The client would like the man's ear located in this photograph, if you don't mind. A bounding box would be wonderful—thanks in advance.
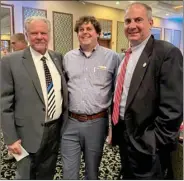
[149,19,153,27]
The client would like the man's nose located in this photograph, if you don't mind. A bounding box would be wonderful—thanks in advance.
[83,29,88,34]
[36,33,42,39]
[129,20,137,29]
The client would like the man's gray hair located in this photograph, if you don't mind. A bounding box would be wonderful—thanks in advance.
[24,16,51,32]
[126,2,153,20]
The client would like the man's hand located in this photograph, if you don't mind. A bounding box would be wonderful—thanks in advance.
[106,127,112,145]
[8,139,22,155]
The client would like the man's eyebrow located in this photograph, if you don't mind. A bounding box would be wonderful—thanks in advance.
[124,18,130,21]
[124,17,143,21]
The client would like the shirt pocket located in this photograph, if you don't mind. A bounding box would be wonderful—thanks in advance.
[92,67,112,87]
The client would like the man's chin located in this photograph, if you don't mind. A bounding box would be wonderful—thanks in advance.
[130,39,142,47]
[34,47,47,54]
[81,42,91,46]
[128,35,140,40]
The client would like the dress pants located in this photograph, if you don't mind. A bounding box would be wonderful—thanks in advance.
[61,116,108,180]
[116,121,163,180]
[15,119,61,179]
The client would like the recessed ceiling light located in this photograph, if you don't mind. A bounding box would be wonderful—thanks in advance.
[166,13,169,16]
[116,1,120,5]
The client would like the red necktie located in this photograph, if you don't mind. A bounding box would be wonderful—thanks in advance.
[112,48,132,125]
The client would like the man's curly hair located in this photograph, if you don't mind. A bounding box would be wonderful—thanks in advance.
[74,16,101,35]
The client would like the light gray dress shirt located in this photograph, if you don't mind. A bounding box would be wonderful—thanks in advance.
[63,45,121,115]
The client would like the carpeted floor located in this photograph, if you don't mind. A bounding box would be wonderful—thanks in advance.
[0,132,121,180]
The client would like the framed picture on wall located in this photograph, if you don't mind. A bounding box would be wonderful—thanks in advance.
[116,21,129,53]
[164,28,172,43]
[52,11,73,55]
[1,3,15,36]
[173,30,181,49]
[151,27,162,40]
[1,3,15,54]
[22,7,47,32]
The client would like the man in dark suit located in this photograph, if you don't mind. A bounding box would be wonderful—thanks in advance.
[1,16,68,179]
[112,2,183,179]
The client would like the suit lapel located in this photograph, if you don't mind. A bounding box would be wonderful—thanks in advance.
[49,51,68,111]
[48,51,62,75]
[125,36,154,111]
[22,47,45,104]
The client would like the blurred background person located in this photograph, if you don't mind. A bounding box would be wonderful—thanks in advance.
[10,33,28,51]
[1,48,9,57]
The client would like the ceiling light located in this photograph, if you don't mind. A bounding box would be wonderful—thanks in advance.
[166,13,169,16]
[129,1,135,3]
[116,1,120,5]
[174,5,183,9]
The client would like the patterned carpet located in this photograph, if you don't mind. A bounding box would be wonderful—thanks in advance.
[0,132,121,180]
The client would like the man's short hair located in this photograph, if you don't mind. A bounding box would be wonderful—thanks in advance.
[24,16,51,33]
[126,2,153,20]
[74,16,101,35]
[11,33,27,45]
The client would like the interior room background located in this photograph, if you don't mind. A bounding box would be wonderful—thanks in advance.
[0,1,183,180]
[1,0,183,55]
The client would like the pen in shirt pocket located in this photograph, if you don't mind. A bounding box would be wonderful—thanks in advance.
[94,66,107,72]
[96,66,107,71]
[99,66,107,70]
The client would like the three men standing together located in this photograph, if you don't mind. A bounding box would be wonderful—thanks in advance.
[1,2,183,180]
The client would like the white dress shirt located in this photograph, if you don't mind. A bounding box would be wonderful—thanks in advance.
[30,47,63,122]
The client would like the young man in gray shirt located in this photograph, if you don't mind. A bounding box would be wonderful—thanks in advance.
[61,16,121,179]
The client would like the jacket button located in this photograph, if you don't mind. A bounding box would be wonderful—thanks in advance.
[42,108,45,111]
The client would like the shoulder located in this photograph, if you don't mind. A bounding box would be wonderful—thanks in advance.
[153,39,180,55]
[65,48,79,56]
[1,50,24,63]
[48,49,62,57]
[98,46,116,54]
[152,39,183,65]
[63,49,79,61]
[99,46,121,62]
[98,46,120,58]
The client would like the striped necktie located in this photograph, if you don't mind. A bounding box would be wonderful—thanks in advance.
[41,56,56,119]
[112,48,132,125]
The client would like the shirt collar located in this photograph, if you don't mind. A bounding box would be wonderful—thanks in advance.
[131,34,151,52]
[30,46,49,61]
[79,44,99,54]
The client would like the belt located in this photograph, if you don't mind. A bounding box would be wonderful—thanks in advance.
[69,110,108,122]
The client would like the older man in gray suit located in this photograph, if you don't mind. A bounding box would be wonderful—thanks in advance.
[1,16,68,179]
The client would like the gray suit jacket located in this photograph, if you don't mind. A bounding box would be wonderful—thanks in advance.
[1,47,68,153]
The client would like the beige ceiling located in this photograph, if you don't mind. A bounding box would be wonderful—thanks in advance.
[86,0,183,20]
